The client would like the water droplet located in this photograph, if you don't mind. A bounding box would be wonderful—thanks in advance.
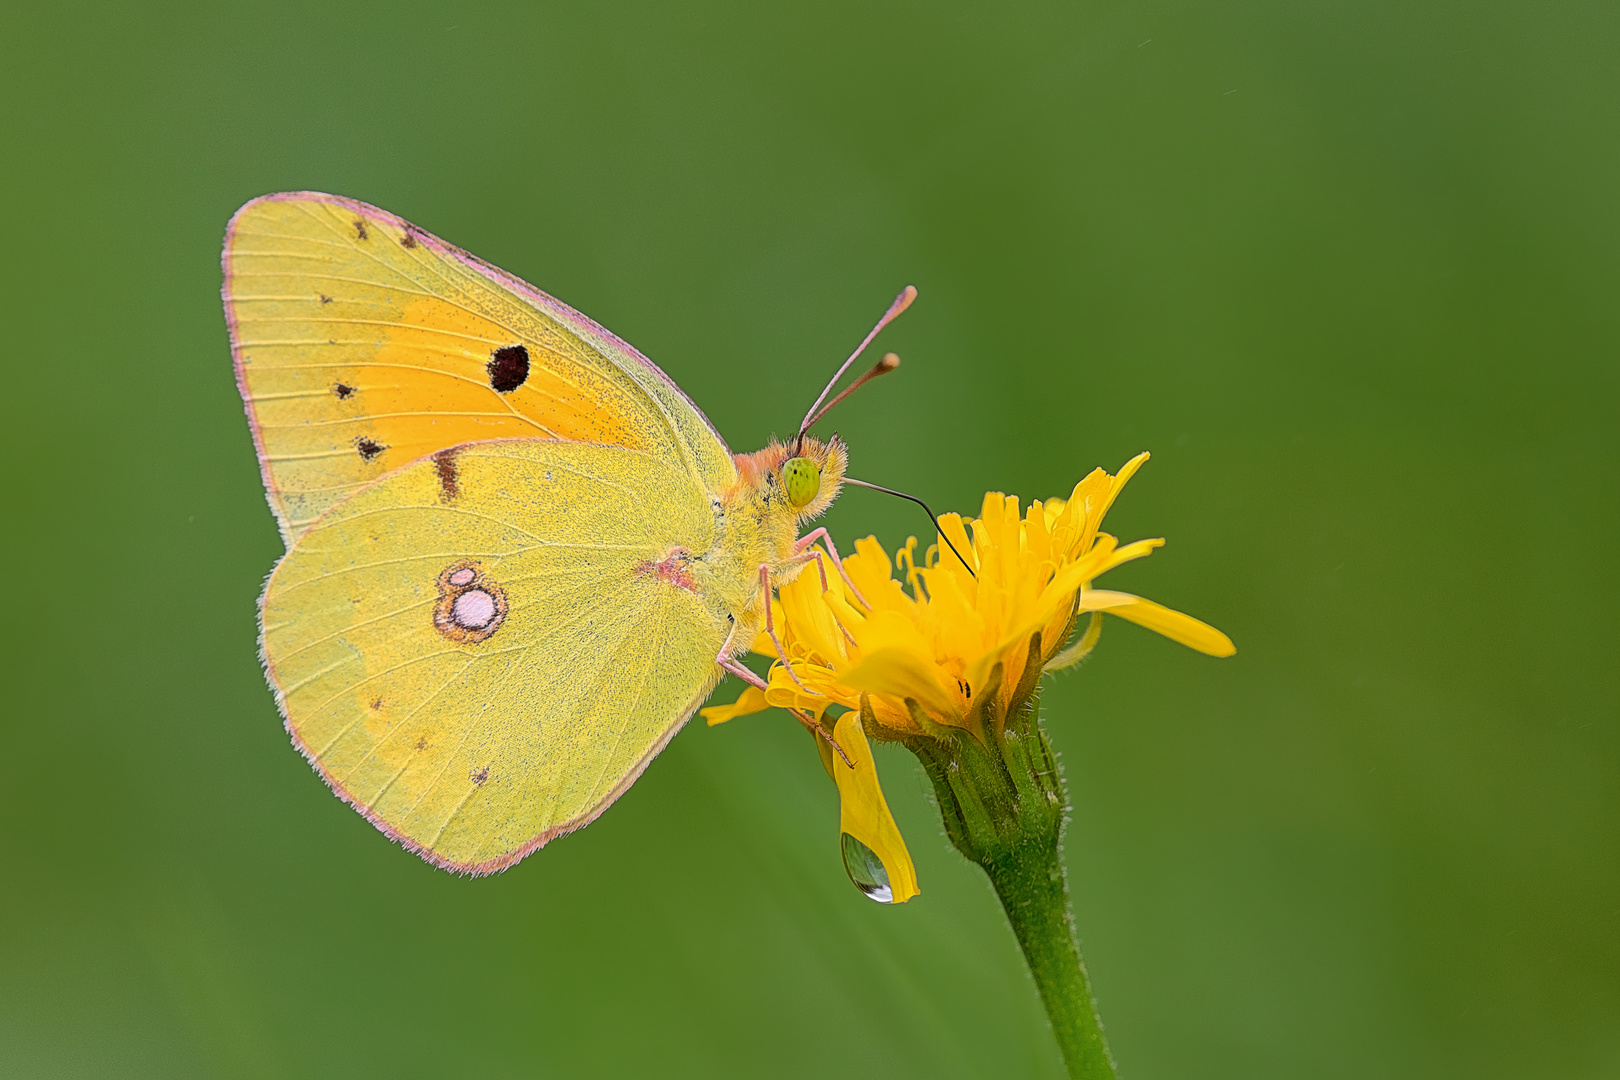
[840,832,893,903]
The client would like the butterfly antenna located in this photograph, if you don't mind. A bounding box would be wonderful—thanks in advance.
[796,286,917,453]
[802,352,901,435]
[843,477,977,579]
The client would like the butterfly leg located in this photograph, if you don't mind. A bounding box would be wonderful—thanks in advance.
[718,657,768,691]
[716,617,770,690]
[776,549,861,649]
[793,527,871,609]
[811,718,854,768]
[774,547,829,590]
[713,606,852,768]
[759,564,814,694]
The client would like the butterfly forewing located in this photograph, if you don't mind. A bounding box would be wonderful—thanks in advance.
[224,192,735,545]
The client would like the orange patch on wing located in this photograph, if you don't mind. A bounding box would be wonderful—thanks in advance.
[336,295,651,470]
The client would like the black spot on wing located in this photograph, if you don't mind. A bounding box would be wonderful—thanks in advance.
[353,219,369,241]
[355,437,386,462]
[333,383,355,399]
[487,345,529,393]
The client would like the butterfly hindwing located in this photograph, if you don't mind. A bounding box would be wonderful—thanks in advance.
[223,192,736,545]
[261,439,726,873]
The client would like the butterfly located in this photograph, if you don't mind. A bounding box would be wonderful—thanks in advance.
[223,192,911,874]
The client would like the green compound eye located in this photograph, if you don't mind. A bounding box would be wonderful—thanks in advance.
[781,456,822,509]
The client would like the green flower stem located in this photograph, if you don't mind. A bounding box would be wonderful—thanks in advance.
[895,659,1116,1079]
[981,816,1113,1079]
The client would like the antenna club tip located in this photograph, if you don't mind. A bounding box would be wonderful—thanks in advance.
[878,352,901,370]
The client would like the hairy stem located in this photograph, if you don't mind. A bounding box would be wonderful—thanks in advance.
[904,651,1116,1078]
[980,814,1114,1078]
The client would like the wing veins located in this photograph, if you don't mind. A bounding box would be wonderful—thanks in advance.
[272,596,437,665]
[300,502,544,542]
[338,655,502,788]
[584,591,672,807]
[392,573,649,827]
[363,761,413,811]
[230,250,338,261]
[297,642,534,723]
[237,316,511,348]
[256,410,553,431]
[281,651,362,697]
[394,647,533,829]
[242,358,593,433]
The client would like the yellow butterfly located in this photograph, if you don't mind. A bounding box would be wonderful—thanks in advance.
[224,192,910,874]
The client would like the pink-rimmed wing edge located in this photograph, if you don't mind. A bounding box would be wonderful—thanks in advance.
[224,192,734,875]
[222,191,735,540]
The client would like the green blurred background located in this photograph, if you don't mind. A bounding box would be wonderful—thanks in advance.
[2,1,1616,1076]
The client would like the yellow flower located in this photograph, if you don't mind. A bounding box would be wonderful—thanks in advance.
[700,452,1234,902]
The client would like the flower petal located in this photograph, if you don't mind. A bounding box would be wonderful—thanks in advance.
[847,537,908,611]
[1078,452,1150,554]
[827,706,919,903]
[1086,535,1164,578]
[700,685,772,725]
[839,611,963,722]
[1078,589,1236,656]
[935,512,979,583]
[779,566,849,665]
[842,648,963,723]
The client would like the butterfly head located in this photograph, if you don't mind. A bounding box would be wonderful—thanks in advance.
[779,433,847,520]
[736,434,847,523]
